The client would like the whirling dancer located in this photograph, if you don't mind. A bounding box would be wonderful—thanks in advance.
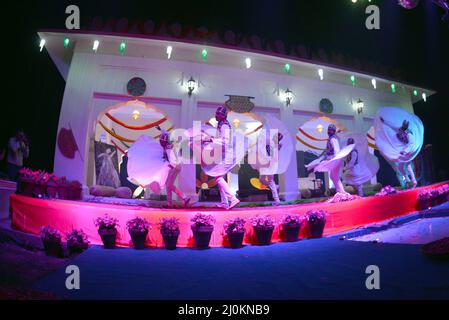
[342,135,379,196]
[305,124,355,194]
[198,106,245,210]
[249,115,293,205]
[127,131,190,207]
[97,148,120,188]
[374,107,424,188]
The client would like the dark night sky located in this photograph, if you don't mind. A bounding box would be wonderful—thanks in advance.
[2,0,449,179]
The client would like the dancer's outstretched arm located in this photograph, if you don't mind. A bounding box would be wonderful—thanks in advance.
[380,117,399,132]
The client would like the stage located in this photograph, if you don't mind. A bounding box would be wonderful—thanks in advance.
[9,182,447,248]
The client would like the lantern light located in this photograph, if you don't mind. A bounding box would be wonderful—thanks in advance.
[245,57,251,69]
[316,124,324,133]
[39,39,46,52]
[166,46,172,59]
[132,110,140,120]
[93,40,100,52]
[355,98,364,114]
[371,78,377,89]
[187,76,196,96]
[318,69,324,80]
[201,49,208,61]
[285,88,293,106]
[119,42,126,55]
[63,38,70,48]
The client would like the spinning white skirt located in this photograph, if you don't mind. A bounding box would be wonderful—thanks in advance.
[249,115,294,175]
[126,135,170,193]
[187,125,248,177]
[308,139,355,173]
[374,107,424,163]
[341,133,379,186]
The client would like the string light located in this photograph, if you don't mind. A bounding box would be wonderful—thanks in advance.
[284,63,291,74]
[245,57,251,69]
[39,39,46,52]
[119,42,126,55]
[391,83,396,93]
[413,90,418,97]
[63,38,70,48]
[318,69,324,80]
[371,78,377,89]
[93,40,100,52]
[201,49,208,61]
[422,92,427,102]
[166,46,172,59]
[350,75,356,86]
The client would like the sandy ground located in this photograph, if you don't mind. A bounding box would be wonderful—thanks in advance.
[0,239,70,299]
[353,217,449,244]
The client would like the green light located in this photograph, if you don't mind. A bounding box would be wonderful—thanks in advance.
[119,42,126,55]
[350,75,356,86]
[201,49,208,61]
[413,90,418,96]
[284,63,291,74]
[391,83,396,93]
[63,38,70,48]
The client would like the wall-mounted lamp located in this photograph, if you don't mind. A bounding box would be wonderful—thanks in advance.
[132,109,140,120]
[285,88,293,106]
[316,124,324,133]
[355,98,364,114]
[233,118,241,129]
[187,76,196,96]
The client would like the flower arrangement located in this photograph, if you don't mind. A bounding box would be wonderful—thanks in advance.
[65,229,89,253]
[40,226,62,243]
[327,192,360,203]
[18,167,35,180]
[280,214,302,226]
[159,217,180,236]
[305,209,327,227]
[223,217,246,234]
[94,214,119,230]
[375,185,398,196]
[126,216,151,233]
[191,213,216,228]
[250,215,276,230]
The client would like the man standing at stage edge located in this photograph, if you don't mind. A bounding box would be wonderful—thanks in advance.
[7,129,29,181]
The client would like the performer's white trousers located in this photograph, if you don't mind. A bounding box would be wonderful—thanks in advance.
[215,175,235,205]
[392,161,417,187]
[165,166,186,205]
[329,167,346,194]
[259,175,280,202]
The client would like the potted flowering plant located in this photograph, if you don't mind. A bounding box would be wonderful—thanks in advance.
[126,216,151,249]
[305,209,327,238]
[417,190,431,210]
[94,214,119,249]
[46,173,59,198]
[280,214,302,242]
[223,217,246,248]
[430,189,441,207]
[159,217,180,250]
[191,213,216,249]
[65,229,89,254]
[17,168,35,196]
[375,185,397,196]
[68,180,82,200]
[250,215,276,245]
[57,176,69,200]
[40,226,63,257]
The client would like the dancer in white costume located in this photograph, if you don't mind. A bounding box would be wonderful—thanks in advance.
[126,133,190,207]
[374,107,424,188]
[342,135,379,196]
[249,115,294,205]
[198,106,245,210]
[305,124,355,194]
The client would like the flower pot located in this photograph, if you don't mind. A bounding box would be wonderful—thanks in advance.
[253,227,274,245]
[162,230,180,250]
[42,239,63,257]
[227,231,245,248]
[98,228,117,249]
[68,186,82,200]
[67,241,88,255]
[308,222,326,238]
[191,225,214,249]
[18,178,34,197]
[129,230,148,249]
[282,224,301,242]
[46,183,58,199]
[57,185,70,200]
